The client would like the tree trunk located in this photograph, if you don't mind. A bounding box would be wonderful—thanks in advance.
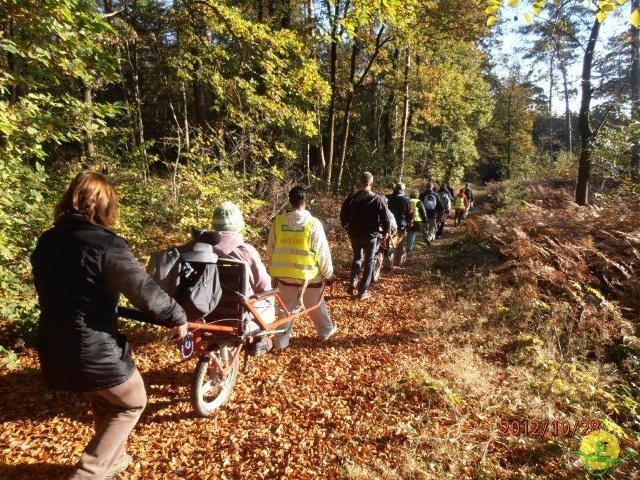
[169,101,182,203]
[103,0,135,150]
[559,55,572,154]
[6,18,18,102]
[548,53,554,112]
[336,44,358,190]
[506,92,512,178]
[371,73,379,149]
[279,0,291,28]
[335,27,386,189]
[398,48,411,182]
[380,49,398,155]
[83,84,95,159]
[306,142,311,187]
[631,0,640,175]
[193,60,207,129]
[324,0,340,185]
[182,84,190,151]
[256,0,264,22]
[575,17,601,205]
[317,104,326,172]
[132,40,148,177]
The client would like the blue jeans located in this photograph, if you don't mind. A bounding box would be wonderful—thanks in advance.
[406,223,424,251]
[349,236,378,296]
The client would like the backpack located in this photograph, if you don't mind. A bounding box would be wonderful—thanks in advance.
[440,192,452,211]
[424,193,437,211]
[147,240,222,321]
[387,194,409,230]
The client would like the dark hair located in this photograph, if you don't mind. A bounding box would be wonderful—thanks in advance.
[55,170,119,227]
[288,186,307,208]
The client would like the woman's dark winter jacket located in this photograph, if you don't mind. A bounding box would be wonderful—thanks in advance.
[30,214,187,392]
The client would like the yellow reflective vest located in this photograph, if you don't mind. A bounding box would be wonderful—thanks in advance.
[269,215,320,281]
[410,198,424,223]
[454,195,466,210]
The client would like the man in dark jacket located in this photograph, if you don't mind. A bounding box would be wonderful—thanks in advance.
[340,171,390,300]
[386,182,411,266]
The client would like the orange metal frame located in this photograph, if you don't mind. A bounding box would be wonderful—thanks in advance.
[185,285,327,338]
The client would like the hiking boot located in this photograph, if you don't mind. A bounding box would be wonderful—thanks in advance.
[105,453,132,480]
[247,336,273,356]
[358,291,372,301]
[322,323,338,341]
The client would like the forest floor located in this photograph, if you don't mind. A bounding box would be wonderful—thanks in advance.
[1,183,639,479]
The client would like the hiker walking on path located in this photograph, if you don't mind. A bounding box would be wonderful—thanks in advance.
[340,172,390,301]
[453,188,469,226]
[30,171,188,480]
[445,183,455,199]
[385,182,411,266]
[267,186,337,347]
[420,184,443,245]
[437,184,453,239]
[406,189,427,252]
[463,183,475,218]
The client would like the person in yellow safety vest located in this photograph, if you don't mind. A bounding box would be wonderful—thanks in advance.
[453,189,469,226]
[406,190,427,252]
[267,186,336,349]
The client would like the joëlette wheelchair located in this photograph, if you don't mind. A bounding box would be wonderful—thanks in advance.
[120,257,326,416]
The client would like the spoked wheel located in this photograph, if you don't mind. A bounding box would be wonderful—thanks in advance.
[191,344,240,416]
[372,250,384,283]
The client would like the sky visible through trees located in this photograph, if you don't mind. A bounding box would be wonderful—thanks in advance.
[498,3,626,114]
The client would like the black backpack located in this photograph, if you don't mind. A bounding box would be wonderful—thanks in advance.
[423,192,437,211]
[147,240,222,321]
[387,194,410,230]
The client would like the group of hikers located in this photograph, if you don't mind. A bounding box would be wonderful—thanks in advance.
[29,169,474,479]
[340,171,475,300]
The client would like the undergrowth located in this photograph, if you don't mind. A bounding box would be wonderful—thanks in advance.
[342,178,640,479]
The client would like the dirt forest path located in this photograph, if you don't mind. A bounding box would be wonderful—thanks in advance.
[0,185,510,480]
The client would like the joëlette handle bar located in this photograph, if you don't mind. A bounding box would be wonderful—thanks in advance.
[187,284,328,334]
[117,284,329,334]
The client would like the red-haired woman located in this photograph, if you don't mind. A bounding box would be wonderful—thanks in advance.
[31,171,188,479]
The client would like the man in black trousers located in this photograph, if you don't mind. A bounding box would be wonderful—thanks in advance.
[340,172,390,301]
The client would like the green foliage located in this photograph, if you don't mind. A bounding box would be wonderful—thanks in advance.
[115,164,268,256]
[169,1,329,166]
[477,71,537,181]
[0,345,19,371]
[0,0,117,161]
[417,42,493,181]
[592,122,640,188]
[485,179,529,212]
[0,0,119,327]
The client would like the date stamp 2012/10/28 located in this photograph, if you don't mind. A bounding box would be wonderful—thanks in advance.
[498,419,601,438]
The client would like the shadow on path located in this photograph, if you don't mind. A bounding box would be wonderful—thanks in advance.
[0,462,73,480]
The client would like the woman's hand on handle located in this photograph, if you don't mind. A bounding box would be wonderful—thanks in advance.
[175,322,189,340]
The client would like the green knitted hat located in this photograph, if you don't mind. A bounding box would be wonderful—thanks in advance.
[213,201,245,232]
